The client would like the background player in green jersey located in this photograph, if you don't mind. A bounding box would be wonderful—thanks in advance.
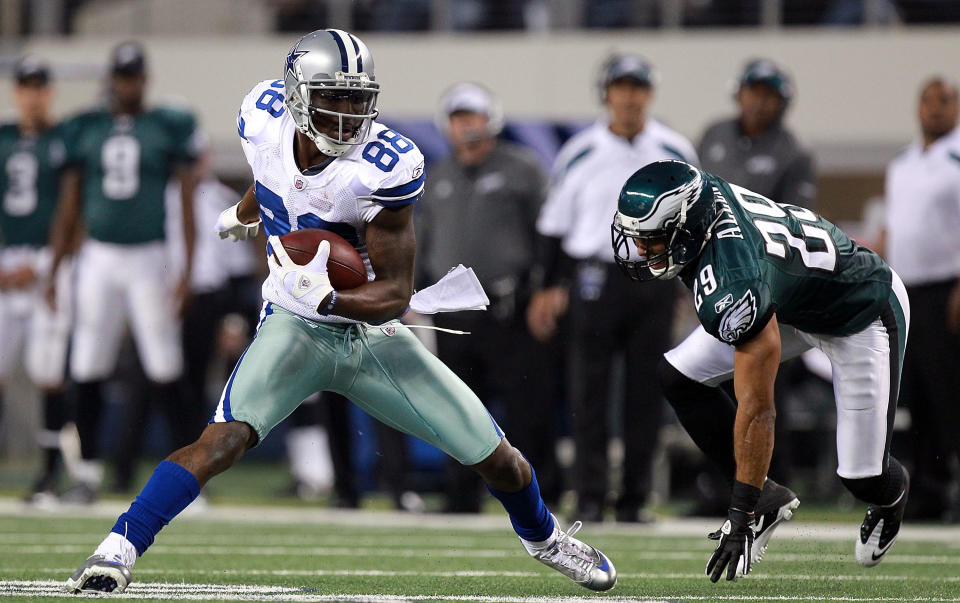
[612,160,910,581]
[0,57,72,504]
[47,41,203,501]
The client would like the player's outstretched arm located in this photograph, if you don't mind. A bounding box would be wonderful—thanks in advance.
[732,314,781,489]
[332,205,415,323]
[706,315,781,583]
[46,168,83,309]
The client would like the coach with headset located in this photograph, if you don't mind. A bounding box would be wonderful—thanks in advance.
[416,82,561,513]
[698,59,816,209]
[528,55,698,523]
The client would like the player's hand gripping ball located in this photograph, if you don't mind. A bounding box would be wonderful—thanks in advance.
[277,229,367,290]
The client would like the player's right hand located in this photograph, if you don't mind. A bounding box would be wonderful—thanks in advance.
[706,508,754,582]
[216,202,261,241]
[267,235,335,313]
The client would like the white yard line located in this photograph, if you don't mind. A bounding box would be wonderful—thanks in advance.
[3,544,958,564]
[22,568,960,582]
[2,497,959,543]
[3,581,960,602]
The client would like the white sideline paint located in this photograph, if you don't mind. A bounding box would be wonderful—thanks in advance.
[3,581,960,602]
[2,544,959,565]
[22,568,960,582]
[2,497,959,543]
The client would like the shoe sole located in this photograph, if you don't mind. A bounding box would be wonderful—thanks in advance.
[65,564,131,594]
[753,497,800,564]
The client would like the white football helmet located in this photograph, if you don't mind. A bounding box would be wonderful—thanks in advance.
[283,29,380,157]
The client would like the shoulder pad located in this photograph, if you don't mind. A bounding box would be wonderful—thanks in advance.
[237,79,286,144]
[358,124,426,207]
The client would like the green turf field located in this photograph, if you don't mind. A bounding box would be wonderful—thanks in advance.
[0,498,957,602]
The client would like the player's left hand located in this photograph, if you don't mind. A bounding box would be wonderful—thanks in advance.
[174,275,193,317]
[706,508,754,582]
[6,265,37,289]
[267,235,335,313]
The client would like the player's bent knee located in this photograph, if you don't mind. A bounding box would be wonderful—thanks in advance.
[167,422,256,485]
[658,357,705,405]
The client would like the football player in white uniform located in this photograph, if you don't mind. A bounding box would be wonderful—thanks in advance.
[66,30,617,595]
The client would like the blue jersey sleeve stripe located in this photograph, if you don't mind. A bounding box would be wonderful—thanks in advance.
[237,114,247,140]
[374,190,423,207]
[370,173,425,199]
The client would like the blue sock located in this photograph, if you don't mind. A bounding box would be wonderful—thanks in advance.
[487,467,555,542]
[111,460,201,555]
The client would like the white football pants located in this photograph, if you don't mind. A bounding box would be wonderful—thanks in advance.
[664,271,910,480]
[70,240,182,383]
[0,247,71,388]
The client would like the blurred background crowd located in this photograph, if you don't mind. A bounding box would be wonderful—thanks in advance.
[1,0,959,524]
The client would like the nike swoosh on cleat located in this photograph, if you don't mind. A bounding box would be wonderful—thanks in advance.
[871,539,896,561]
[598,554,610,571]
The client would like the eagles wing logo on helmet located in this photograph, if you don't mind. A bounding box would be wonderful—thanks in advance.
[719,290,757,343]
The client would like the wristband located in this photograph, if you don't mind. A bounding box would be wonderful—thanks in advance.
[318,290,338,316]
[730,480,762,515]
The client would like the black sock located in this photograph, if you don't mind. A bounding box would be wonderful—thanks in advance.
[74,380,105,460]
[658,358,737,477]
[840,457,907,506]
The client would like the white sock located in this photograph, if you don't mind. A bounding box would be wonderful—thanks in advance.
[520,519,560,555]
[94,532,137,569]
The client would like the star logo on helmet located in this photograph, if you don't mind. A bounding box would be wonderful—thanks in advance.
[286,48,308,77]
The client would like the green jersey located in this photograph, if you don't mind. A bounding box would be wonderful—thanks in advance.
[62,107,199,244]
[0,122,66,247]
[681,173,891,344]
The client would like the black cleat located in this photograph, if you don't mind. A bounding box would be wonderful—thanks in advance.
[752,478,800,564]
[856,470,909,567]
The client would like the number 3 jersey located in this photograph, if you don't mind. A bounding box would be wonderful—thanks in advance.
[237,79,425,323]
[681,171,891,345]
[0,123,65,248]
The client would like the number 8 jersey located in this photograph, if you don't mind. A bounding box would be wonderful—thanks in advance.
[237,79,426,323]
[682,172,891,345]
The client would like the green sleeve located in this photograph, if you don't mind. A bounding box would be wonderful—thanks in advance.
[698,279,775,345]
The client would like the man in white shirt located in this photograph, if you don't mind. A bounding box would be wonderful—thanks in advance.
[528,54,698,523]
[882,76,960,521]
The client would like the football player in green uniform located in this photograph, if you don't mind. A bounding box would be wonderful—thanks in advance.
[47,41,202,500]
[0,57,72,503]
[612,160,910,581]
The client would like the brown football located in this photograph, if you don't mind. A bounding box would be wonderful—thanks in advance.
[278,228,367,290]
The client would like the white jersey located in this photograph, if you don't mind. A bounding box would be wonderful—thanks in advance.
[536,119,698,262]
[884,127,960,286]
[237,79,425,322]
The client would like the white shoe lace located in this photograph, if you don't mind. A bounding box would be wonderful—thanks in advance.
[540,521,597,580]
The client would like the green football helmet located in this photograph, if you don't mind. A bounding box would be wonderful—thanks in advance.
[611,160,718,281]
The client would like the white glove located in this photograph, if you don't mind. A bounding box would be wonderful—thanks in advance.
[267,235,335,314]
[216,203,261,241]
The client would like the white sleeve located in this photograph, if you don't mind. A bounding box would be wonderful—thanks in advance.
[536,173,579,238]
[237,79,284,169]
